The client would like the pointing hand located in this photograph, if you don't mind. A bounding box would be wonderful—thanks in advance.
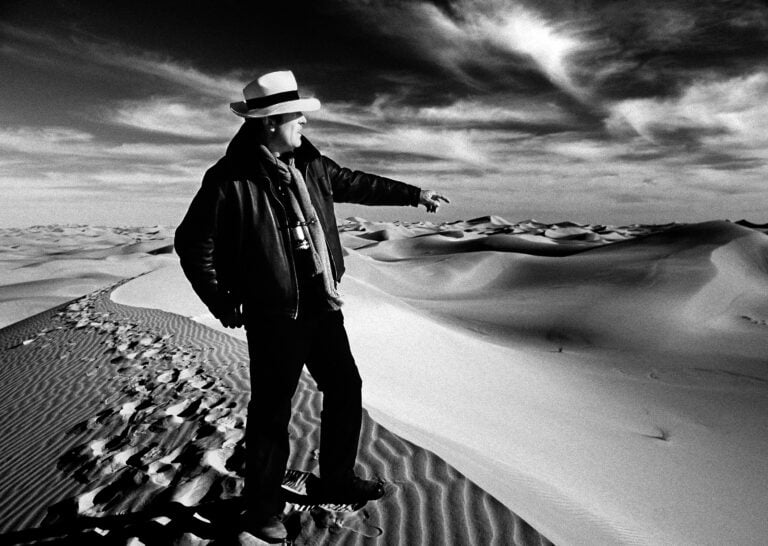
[419,190,450,213]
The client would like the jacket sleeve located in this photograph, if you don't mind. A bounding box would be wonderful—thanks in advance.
[322,156,421,206]
[174,170,232,318]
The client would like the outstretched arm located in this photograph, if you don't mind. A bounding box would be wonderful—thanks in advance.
[323,156,451,213]
[323,156,421,206]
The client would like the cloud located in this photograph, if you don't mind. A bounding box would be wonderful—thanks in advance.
[109,98,239,139]
[313,94,577,135]
[344,1,591,97]
[568,1,768,100]
[383,95,577,129]
[606,70,768,167]
[463,2,585,95]
[318,125,491,167]
[4,126,94,145]
[0,126,222,161]
[0,22,243,99]
[544,139,622,161]
[0,123,223,213]
[81,40,243,98]
[0,127,97,156]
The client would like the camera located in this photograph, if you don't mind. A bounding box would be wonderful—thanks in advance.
[290,222,311,251]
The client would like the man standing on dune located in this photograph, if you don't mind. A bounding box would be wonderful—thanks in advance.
[175,70,449,542]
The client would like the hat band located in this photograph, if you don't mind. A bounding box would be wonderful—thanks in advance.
[245,90,300,109]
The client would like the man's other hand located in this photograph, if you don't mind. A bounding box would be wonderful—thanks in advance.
[419,190,450,213]
[219,306,243,328]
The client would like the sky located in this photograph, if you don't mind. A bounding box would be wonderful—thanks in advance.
[1,0,767,226]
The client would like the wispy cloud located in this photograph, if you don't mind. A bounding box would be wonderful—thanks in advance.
[109,98,239,139]
[343,0,592,98]
[400,97,574,126]
[0,126,95,147]
[0,23,238,216]
[318,124,492,167]
[606,71,768,168]
[0,22,244,99]
[0,126,221,161]
[460,2,586,96]
[81,40,243,99]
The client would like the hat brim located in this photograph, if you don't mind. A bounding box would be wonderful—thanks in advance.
[230,97,321,118]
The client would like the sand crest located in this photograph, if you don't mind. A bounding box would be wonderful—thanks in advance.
[0,225,176,330]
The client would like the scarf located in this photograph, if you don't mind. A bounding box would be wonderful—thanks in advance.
[258,145,342,310]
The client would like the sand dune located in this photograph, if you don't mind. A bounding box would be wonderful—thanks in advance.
[337,219,768,545]
[0,285,546,545]
[2,217,767,544]
[0,225,176,330]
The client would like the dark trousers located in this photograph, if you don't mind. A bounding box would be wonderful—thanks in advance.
[244,309,363,517]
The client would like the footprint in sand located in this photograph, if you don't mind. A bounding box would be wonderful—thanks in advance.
[124,443,162,468]
[156,368,178,384]
[177,366,198,381]
[148,463,178,487]
[740,314,768,327]
[310,507,384,538]
[187,373,217,390]
[89,438,110,457]
[101,445,142,475]
[146,446,185,487]
[52,290,249,526]
[119,400,143,419]
[178,398,204,419]
[165,399,194,420]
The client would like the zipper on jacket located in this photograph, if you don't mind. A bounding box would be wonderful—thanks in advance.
[265,179,300,319]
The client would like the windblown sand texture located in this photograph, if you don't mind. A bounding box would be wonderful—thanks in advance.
[2,216,768,545]
[0,282,549,544]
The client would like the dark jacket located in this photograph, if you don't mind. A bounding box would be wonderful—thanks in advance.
[174,123,421,320]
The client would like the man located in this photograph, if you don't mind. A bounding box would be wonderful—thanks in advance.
[175,70,449,542]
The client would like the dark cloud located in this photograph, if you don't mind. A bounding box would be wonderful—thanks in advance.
[642,125,730,149]
[567,0,768,100]
[694,152,765,172]
[615,149,673,163]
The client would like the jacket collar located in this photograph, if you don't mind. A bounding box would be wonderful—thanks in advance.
[226,122,321,177]
[294,136,321,165]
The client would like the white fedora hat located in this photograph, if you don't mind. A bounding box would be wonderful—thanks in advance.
[230,70,321,118]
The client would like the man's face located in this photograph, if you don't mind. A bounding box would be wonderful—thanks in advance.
[271,112,306,153]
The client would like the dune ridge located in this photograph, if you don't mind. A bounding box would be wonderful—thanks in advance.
[0,225,176,330]
[334,219,768,545]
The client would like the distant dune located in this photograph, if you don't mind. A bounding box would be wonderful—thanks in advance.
[1,217,767,545]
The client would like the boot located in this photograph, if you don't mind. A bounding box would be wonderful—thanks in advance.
[308,475,385,503]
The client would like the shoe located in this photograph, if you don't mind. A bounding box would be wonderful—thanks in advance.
[248,514,287,543]
[308,476,385,503]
